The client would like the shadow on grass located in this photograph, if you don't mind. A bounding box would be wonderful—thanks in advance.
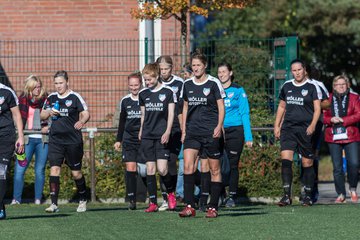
[87,207,129,212]
[221,207,263,212]
[221,211,267,217]
[8,214,71,220]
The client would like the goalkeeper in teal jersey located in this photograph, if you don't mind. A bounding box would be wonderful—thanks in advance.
[217,62,253,207]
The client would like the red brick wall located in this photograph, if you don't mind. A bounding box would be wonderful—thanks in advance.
[0,0,139,40]
[0,0,188,127]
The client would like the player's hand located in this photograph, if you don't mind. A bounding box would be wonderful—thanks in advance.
[15,137,25,153]
[114,142,121,151]
[213,125,222,138]
[41,126,49,134]
[138,131,142,141]
[245,141,253,148]
[306,124,315,135]
[181,132,186,143]
[274,126,281,139]
[161,131,170,144]
[50,108,60,117]
[74,121,85,130]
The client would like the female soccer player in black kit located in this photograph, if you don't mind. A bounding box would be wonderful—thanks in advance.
[138,63,176,213]
[179,50,226,218]
[274,59,321,206]
[155,55,183,211]
[41,70,90,213]
[114,72,142,210]
[0,79,24,220]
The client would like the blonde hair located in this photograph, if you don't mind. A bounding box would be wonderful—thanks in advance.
[333,75,349,86]
[142,63,160,78]
[24,75,46,100]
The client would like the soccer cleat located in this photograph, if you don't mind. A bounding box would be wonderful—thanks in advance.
[301,195,313,206]
[128,201,136,210]
[0,205,6,220]
[10,199,20,205]
[277,195,292,207]
[335,194,346,204]
[158,200,169,211]
[179,205,196,218]
[205,208,218,218]
[45,204,59,213]
[35,199,41,205]
[168,193,177,210]
[225,197,236,208]
[77,200,87,213]
[349,191,358,203]
[311,188,319,204]
[145,203,158,213]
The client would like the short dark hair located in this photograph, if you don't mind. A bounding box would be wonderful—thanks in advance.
[54,70,69,81]
[290,59,306,69]
[191,49,207,66]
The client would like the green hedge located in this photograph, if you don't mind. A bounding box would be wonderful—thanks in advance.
[7,132,301,201]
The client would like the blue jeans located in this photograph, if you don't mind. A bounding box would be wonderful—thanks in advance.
[328,142,359,196]
[176,145,200,198]
[13,137,48,202]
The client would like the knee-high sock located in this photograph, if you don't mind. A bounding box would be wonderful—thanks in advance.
[209,182,222,210]
[281,160,293,196]
[183,173,195,207]
[200,172,211,205]
[126,171,137,202]
[49,176,60,205]
[303,166,315,196]
[147,175,157,204]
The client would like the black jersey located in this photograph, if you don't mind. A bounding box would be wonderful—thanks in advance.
[116,94,141,144]
[43,90,88,144]
[139,85,176,139]
[162,74,184,131]
[0,83,18,137]
[279,79,320,129]
[181,75,226,137]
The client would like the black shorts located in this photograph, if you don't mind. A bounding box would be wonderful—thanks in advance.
[139,139,170,162]
[48,142,84,170]
[280,127,314,159]
[168,130,182,156]
[224,126,245,165]
[0,133,16,176]
[122,142,142,163]
[184,134,223,159]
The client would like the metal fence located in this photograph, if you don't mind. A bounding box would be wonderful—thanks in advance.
[0,37,296,128]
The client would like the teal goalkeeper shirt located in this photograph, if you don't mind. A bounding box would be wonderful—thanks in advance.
[223,83,253,142]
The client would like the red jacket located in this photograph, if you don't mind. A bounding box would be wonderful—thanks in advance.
[323,92,360,143]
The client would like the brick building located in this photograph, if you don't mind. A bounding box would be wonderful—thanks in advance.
[0,0,188,127]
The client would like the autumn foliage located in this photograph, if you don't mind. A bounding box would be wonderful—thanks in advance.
[130,0,254,20]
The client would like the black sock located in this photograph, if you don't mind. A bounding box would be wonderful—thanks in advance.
[147,175,157,204]
[229,166,239,198]
[171,174,178,192]
[49,176,60,205]
[161,173,175,193]
[194,169,201,186]
[281,160,293,196]
[200,172,211,206]
[209,182,222,210]
[74,176,87,201]
[126,171,137,202]
[0,179,7,209]
[303,166,315,196]
[159,177,168,201]
[184,173,195,207]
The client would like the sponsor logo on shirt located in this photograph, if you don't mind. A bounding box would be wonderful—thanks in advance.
[301,89,308,96]
[203,88,210,96]
[286,96,304,106]
[159,94,166,102]
[0,96,4,105]
[65,100,72,107]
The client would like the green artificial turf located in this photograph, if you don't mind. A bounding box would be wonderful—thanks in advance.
[1,203,359,240]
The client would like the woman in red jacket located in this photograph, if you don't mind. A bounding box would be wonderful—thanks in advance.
[323,75,360,203]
